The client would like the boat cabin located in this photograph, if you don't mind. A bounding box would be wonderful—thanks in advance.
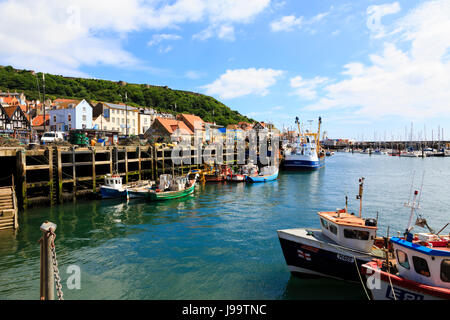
[391,234,450,289]
[318,209,378,253]
[104,174,123,188]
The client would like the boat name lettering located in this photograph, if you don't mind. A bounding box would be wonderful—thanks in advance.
[336,253,354,263]
[386,285,424,300]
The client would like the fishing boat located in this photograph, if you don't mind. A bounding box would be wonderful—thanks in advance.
[362,189,450,300]
[284,117,325,170]
[100,174,127,199]
[246,165,279,183]
[147,173,198,201]
[277,178,388,282]
[126,180,155,198]
[203,164,230,182]
[225,166,246,182]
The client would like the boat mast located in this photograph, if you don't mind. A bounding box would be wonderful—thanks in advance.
[317,116,322,156]
[356,177,364,218]
[405,190,419,233]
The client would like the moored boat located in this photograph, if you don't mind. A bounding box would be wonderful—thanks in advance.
[246,165,279,183]
[147,173,198,201]
[100,174,127,199]
[361,189,450,300]
[277,177,388,282]
[284,117,325,170]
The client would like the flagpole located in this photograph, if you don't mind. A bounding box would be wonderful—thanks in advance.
[43,73,46,132]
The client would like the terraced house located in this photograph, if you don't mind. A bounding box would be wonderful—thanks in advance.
[93,102,139,135]
[49,99,93,131]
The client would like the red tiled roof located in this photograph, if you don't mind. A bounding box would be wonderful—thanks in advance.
[53,99,81,109]
[32,114,49,126]
[155,117,193,135]
[178,113,204,130]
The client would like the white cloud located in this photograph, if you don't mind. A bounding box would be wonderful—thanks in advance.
[270,15,303,32]
[367,2,401,38]
[290,76,329,100]
[0,0,270,75]
[202,68,284,99]
[305,0,450,121]
[270,7,332,33]
[148,34,182,46]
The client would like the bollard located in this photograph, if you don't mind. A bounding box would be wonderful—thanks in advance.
[40,221,57,300]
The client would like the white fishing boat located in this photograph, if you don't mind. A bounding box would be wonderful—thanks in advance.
[284,117,325,170]
[100,174,127,199]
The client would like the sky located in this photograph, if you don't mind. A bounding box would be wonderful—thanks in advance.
[0,0,450,141]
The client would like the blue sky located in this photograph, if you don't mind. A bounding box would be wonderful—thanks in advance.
[1,0,450,141]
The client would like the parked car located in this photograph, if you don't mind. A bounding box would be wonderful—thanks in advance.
[40,131,65,144]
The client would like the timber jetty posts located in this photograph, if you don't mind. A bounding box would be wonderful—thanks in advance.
[0,144,275,210]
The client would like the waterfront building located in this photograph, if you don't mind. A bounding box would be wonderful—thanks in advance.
[138,108,157,135]
[93,102,139,135]
[0,105,30,131]
[144,117,193,142]
[49,99,93,131]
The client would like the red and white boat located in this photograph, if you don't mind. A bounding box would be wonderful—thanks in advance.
[362,190,450,300]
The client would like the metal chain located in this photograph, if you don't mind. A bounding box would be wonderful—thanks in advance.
[49,231,64,300]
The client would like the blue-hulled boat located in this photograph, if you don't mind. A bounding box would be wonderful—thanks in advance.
[284,116,325,170]
[246,166,279,182]
[362,189,450,300]
[100,174,127,199]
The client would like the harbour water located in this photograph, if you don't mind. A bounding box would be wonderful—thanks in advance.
[1,153,449,300]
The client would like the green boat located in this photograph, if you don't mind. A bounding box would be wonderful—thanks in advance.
[147,180,196,201]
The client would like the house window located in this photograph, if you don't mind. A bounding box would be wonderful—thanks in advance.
[116,118,119,124]
[132,119,135,126]
[412,256,430,277]
[112,117,115,123]
[68,114,71,122]
[396,250,410,269]
[441,260,450,283]
[343,229,370,240]
[82,115,87,121]
[53,115,56,123]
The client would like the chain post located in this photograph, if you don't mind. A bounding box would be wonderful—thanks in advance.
[39,221,64,300]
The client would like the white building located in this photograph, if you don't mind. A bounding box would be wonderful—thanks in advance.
[93,102,139,135]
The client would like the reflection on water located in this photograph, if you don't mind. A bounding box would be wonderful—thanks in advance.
[0,153,449,299]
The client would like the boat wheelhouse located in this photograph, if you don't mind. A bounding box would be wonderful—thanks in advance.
[317,209,378,253]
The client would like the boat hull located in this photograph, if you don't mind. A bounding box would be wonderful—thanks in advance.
[100,186,127,199]
[226,175,246,182]
[147,183,195,201]
[362,261,450,300]
[283,157,325,170]
[246,171,278,183]
[277,228,379,282]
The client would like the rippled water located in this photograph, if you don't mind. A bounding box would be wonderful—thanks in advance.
[1,153,449,300]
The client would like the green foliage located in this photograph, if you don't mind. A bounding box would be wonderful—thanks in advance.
[0,66,253,126]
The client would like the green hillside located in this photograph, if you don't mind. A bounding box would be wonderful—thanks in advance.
[0,65,253,126]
